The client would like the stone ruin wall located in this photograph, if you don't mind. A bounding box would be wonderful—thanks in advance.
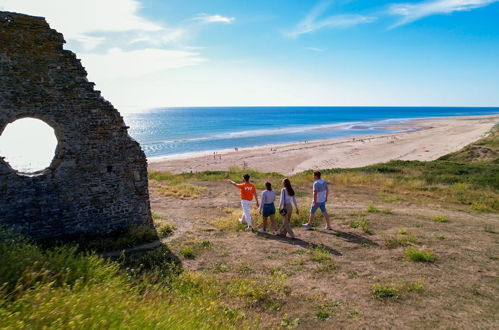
[0,11,153,241]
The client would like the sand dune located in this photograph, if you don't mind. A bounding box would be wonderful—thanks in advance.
[148,115,499,174]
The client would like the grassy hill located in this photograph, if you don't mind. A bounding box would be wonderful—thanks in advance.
[1,126,498,329]
[439,123,498,164]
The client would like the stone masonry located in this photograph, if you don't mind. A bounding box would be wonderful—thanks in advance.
[0,11,153,241]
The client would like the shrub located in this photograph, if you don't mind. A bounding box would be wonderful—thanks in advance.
[404,248,435,262]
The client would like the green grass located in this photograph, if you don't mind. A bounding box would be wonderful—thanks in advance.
[310,245,332,263]
[372,284,399,300]
[180,246,196,259]
[372,281,424,300]
[310,246,337,275]
[156,183,207,199]
[349,217,372,234]
[439,123,498,164]
[432,215,450,223]
[78,225,159,252]
[404,248,436,262]
[384,229,420,248]
[0,227,252,329]
[367,203,381,213]
[316,310,330,321]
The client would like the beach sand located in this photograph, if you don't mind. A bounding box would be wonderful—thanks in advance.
[148,115,499,175]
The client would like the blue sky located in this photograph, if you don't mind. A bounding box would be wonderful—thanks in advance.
[1,0,499,111]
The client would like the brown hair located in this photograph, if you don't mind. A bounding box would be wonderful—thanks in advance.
[265,182,272,191]
[313,171,321,178]
[282,178,295,196]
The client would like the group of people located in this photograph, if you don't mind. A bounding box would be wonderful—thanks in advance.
[227,171,332,239]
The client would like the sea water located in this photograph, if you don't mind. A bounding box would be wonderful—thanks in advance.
[124,107,498,159]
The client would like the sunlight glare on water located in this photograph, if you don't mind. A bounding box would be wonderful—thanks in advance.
[0,118,58,173]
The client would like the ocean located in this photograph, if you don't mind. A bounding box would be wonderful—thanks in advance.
[124,107,499,159]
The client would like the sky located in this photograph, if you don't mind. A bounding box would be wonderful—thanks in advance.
[1,0,499,112]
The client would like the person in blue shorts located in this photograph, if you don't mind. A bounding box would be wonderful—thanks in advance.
[302,171,332,230]
[258,182,278,234]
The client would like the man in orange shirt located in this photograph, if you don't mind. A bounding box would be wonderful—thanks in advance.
[228,174,259,231]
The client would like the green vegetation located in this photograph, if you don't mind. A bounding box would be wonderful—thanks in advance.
[316,310,330,321]
[404,248,436,262]
[156,183,207,199]
[310,245,337,274]
[372,281,424,300]
[384,229,420,248]
[367,203,381,213]
[78,225,158,252]
[372,284,400,300]
[432,215,450,223]
[439,123,498,164]
[180,246,196,259]
[0,227,252,329]
[349,217,372,234]
[149,166,283,189]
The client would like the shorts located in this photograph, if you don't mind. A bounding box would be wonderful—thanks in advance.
[310,201,327,214]
[262,203,276,217]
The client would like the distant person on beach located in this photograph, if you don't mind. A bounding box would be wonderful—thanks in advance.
[279,178,298,239]
[303,171,332,230]
[258,182,278,235]
[228,174,259,231]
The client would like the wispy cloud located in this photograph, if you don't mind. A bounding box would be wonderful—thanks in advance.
[286,1,377,38]
[192,13,235,24]
[306,47,325,52]
[389,0,499,27]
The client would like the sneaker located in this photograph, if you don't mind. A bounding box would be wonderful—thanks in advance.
[258,228,267,234]
[302,223,313,230]
[325,226,333,230]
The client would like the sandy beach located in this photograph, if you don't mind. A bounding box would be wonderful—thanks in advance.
[148,115,499,174]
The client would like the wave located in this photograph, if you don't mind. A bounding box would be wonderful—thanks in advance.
[141,118,408,148]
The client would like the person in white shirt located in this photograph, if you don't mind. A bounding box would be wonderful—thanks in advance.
[258,182,278,234]
[303,171,332,230]
[279,178,299,239]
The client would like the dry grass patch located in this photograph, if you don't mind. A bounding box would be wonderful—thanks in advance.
[157,183,206,199]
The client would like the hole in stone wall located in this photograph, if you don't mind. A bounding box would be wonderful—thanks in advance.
[0,118,58,174]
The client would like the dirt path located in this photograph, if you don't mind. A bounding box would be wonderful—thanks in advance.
[145,179,499,328]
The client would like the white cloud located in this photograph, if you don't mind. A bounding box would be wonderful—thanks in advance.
[192,13,235,24]
[306,47,325,52]
[80,48,206,80]
[286,1,377,38]
[389,0,499,27]
[0,0,167,49]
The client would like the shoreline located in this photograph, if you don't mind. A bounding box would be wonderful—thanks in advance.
[148,114,499,174]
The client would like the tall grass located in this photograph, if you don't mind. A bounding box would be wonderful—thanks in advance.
[0,227,253,329]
